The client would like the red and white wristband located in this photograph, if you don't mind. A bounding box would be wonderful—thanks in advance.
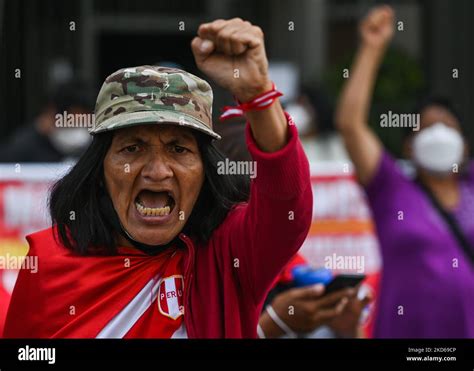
[219,83,283,121]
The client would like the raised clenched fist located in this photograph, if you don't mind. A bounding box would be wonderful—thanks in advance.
[359,5,395,49]
[191,18,272,103]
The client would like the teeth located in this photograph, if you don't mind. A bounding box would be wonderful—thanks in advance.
[135,201,171,217]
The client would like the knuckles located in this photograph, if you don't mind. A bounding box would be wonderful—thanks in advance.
[200,18,264,40]
[252,25,264,37]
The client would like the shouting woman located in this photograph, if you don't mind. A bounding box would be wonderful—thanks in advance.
[4,18,312,338]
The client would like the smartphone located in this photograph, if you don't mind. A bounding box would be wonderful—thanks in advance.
[324,274,366,295]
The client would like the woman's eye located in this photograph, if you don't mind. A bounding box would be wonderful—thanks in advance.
[173,145,188,154]
[123,145,140,153]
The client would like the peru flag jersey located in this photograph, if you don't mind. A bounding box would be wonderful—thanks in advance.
[3,231,187,339]
[102,251,186,339]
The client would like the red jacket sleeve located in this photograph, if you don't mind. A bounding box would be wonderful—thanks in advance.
[217,115,313,304]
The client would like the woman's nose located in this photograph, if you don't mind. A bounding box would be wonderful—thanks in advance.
[141,151,174,181]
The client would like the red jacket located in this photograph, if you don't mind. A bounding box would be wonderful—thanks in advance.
[3,121,312,338]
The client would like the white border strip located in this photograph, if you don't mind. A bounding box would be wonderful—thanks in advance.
[96,277,160,339]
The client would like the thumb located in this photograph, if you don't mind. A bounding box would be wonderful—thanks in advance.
[191,37,215,64]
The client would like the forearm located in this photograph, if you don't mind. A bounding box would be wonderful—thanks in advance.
[244,122,312,301]
[244,100,288,153]
[258,311,285,338]
[334,43,386,185]
[336,43,385,133]
[224,121,312,303]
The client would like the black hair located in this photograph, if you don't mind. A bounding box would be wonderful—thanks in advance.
[402,95,463,140]
[414,95,462,122]
[214,122,252,162]
[49,130,250,255]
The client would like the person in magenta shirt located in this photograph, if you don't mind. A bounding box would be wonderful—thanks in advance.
[335,5,474,337]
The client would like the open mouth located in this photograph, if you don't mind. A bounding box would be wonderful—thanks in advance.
[134,189,176,217]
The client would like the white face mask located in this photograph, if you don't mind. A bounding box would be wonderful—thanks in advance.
[285,103,312,136]
[412,122,464,175]
[49,128,92,155]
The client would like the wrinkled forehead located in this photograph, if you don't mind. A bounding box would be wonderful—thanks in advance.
[111,123,198,145]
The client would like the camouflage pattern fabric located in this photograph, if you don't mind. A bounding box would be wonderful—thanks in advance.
[90,65,221,140]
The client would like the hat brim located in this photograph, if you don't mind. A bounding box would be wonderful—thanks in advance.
[89,110,221,140]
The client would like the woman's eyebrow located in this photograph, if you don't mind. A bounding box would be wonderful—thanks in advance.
[114,134,147,145]
[114,129,196,145]
[168,132,196,145]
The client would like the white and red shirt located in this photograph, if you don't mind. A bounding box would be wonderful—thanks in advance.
[4,237,188,338]
[100,250,186,338]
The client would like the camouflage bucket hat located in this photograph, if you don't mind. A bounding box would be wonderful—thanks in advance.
[90,65,221,140]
